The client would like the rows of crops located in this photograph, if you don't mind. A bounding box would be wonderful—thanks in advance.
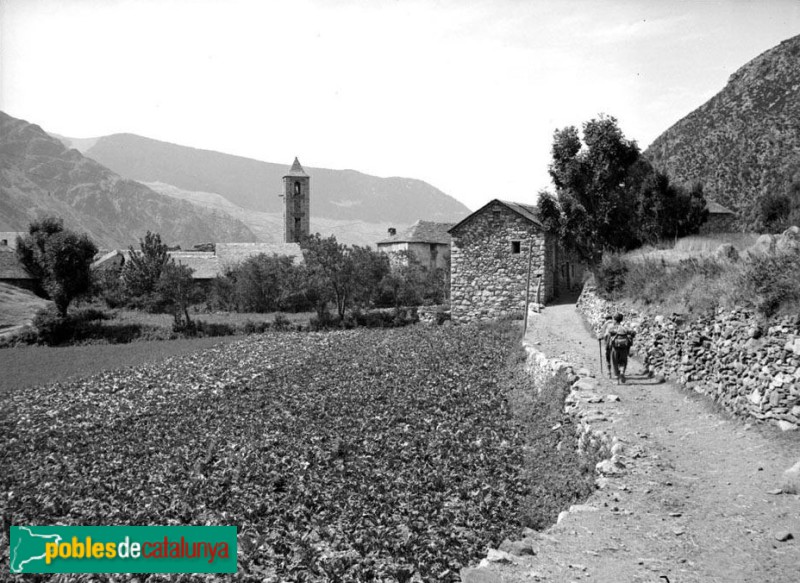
[1,324,590,581]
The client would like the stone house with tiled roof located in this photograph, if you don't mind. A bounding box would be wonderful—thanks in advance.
[699,200,737,234]
[377,220,454,270]
[448,199,585,323]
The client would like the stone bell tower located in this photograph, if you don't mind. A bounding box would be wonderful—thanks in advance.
[282,157,310,243]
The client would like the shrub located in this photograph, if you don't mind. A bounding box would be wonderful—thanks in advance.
[243,320,271,334]
[272,313,292,331]
[595,254,629,296]
[737,252,800,316]
[193,320,236,337]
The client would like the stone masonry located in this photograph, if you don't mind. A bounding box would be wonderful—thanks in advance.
[449,200,553,323]
[577,283,800,431]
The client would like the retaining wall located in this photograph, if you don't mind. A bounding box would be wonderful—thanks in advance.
[577,284,800,431]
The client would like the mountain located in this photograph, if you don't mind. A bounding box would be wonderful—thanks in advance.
[143,181,399,248]
[646,34,800,224]
[0,112,257,248]
[58,133,470,224]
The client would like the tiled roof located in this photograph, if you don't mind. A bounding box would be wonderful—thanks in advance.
[216,242,303,266]
[169,252,220,280]
[448,199,543,233]
[377,221,455,245]
[283,157,309,178]
[0,248,34,279]
[706,200,735,215]
[91,250,125,270]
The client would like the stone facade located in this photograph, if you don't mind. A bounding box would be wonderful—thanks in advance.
[699,213,738,235]
[577,284,800,431]
[449,200,553,323]
[379,241,450,271]
[282,158,310,243]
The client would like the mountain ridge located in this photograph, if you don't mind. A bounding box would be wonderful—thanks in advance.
[0,112,257,248]
[645,34,800,226]
[58,132,470,224]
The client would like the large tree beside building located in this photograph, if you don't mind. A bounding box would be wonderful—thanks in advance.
[539,114,707,265]
[16,217,98,316]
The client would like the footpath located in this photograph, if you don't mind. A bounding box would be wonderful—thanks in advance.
[467,301,800,583]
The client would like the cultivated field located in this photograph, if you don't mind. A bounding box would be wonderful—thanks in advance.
[0,324,597,582]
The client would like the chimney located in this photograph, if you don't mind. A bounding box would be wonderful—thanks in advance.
[388,227,396,236]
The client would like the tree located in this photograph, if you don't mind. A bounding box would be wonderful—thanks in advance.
[300,234,390,319]
[123,231,171,308]
[156,262,196,330]
[234,253,298,313]
[543,114,707,265]
[16,217,97,316]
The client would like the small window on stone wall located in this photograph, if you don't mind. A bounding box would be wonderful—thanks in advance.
[511,241,521,254]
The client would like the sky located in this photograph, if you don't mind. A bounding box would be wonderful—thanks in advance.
[2,0,799,212]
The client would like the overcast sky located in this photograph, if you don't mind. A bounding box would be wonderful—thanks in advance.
[2,0,799,211]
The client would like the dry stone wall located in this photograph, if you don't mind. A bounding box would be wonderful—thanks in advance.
[577,284,800,431]
[450,202,549,323]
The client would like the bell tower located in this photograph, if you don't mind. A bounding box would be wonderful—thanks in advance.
[282,157,310,243]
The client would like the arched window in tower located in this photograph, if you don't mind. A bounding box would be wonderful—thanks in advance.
[294,181,301,196]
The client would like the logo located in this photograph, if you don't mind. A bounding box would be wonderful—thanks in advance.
[10,526,237,574]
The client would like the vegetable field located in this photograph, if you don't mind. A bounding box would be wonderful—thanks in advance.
[1,325,594,582]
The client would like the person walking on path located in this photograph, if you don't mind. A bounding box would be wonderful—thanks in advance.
[605,312,635,383]
[598,314,614,376]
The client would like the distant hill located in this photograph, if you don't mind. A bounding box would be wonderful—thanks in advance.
[144,181,401,248]
[58,133,470,224]
[0,111,257,248]
[646,34,800,226]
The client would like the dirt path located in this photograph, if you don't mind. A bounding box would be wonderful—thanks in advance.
[485,302,800,583]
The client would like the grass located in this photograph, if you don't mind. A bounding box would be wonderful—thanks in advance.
[113,308,312,329]
[598,232,800,318]
[0,282,50,330]
[622,233,761,264]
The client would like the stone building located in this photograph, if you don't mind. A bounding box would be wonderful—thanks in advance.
[448,199,555,323]
[377,220,454,270]
[282,157,310,243]
[699,200,737,234]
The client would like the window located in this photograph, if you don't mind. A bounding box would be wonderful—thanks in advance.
[511,241,521,254]
[294,181,301,195]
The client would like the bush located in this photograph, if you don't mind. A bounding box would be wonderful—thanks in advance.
[272,313,292,331]
[193,320,236,337]
[32,306,146,346]
[737,252,800,316]
[595,254,629,296]
[243,319,271,334]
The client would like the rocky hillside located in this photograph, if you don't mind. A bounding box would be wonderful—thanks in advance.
[0,112,257,248]
[60,133,470,223]
[646,34,800,224]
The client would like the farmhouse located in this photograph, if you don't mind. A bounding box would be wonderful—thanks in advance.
[0,246,37,291]
[699,200,737,234]
[377,220,454,270]
[448,199,585,324]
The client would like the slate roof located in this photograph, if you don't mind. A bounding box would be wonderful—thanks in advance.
[377,221,455,245]
[91,250,125,270]
[706,200,735,215]
[283,157,309,178]
[169,252,220,280]
[448,199,543,233]
[0,248,34,279]
[216,242,303,266]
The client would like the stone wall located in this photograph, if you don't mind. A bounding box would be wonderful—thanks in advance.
[699,214,737,235]
[577,284,800,431]
[450,202,549,323]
